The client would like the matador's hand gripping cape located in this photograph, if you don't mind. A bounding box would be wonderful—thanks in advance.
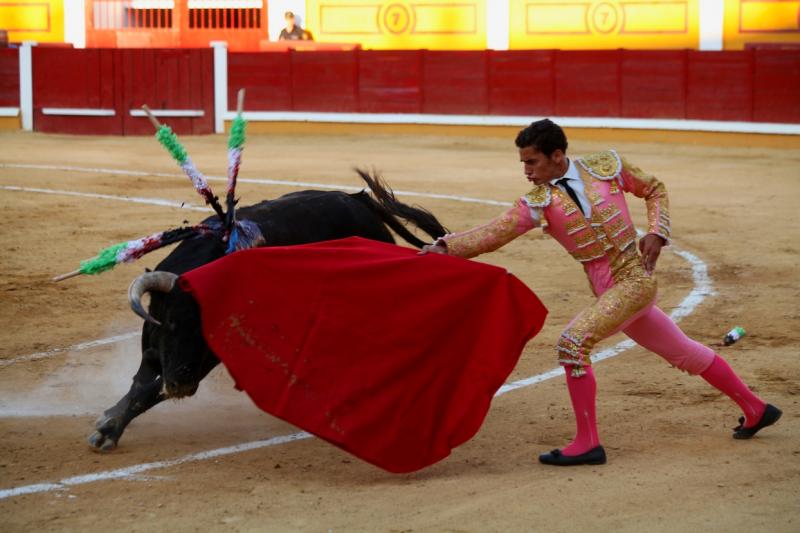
[178,237,547,473]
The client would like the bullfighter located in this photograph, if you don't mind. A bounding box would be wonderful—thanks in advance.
[421,119,782,466]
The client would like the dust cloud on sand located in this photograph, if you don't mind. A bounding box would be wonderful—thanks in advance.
[0,324,254,419]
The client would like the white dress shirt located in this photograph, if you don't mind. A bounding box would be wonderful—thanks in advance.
[525,158,591,224]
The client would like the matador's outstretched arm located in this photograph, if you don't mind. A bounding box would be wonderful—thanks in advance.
[438,199,538,258]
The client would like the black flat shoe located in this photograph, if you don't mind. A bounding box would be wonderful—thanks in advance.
[538,445,606,466]
[733,404,782,440]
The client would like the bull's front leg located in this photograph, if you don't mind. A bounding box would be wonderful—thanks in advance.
[88,348,165,452]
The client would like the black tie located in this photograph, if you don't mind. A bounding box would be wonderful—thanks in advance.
[556,178,583,214]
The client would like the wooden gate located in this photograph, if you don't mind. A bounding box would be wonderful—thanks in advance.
[32,47,213,135]
[32,47,123,134]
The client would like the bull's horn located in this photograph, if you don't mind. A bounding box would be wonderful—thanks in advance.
[128,271,178,326]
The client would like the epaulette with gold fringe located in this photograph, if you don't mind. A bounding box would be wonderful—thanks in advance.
[576,149,622,180]
[523,185,551,207]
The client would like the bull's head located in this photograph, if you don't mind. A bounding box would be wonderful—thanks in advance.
[128,272,215,398]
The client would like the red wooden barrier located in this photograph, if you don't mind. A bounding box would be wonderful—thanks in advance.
[228,48,799,123]
[488,50,555,116]
[21,48,800,135]
[291,50,358,112]
[687,51,754,121]
[358,50,423,114]
[0,49,19,107]
[555,50,622,117]
[118,48,213,135]
[32,47,122,135]
[31,47,213,135]
[228,52,293,111]
[423,51,488,115]
[753,50,800,123]
[621,51,686,119]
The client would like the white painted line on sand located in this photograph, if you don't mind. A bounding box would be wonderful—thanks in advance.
[0,163,511,206]
[0,185,208,212]
[0,432,312,500]
[0,332,140,368]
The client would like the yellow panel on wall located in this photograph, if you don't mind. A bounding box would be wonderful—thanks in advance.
[724,0,800,49]
[307,0,487,50]
[0,1,64,43]
[510,0,700,49]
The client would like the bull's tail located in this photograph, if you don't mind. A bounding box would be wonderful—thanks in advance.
[354,169,448,249]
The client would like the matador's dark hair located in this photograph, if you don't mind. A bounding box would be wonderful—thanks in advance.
[514,119,568,156]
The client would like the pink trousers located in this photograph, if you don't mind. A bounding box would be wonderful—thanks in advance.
[557,253,715,376]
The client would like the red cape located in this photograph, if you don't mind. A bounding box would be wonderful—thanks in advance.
[179,237,547,473]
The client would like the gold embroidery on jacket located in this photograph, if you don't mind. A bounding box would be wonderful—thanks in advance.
[524,185,550,207]
[553,188,578,216]
[620,155,671,241]
[577,150,622,180]
[603,214,627,238]
[554,171,636,263]
[444,205,525,258]
[565,217,587,236]
[570,240,607,263]
[595,203,621,222]
[584,183,604,206]
[610,225,637,251]
[574,231,598,249]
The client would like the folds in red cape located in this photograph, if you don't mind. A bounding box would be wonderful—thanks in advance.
[179,237,547,473]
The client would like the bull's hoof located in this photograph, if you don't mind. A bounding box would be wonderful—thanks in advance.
[88,430,118,452]
[89,414,122,452]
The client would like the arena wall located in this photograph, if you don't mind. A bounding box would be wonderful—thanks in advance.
[0,0,65,43]
[0,48,20,128]
[0,44,798,135]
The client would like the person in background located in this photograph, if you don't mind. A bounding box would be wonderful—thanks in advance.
[278,11,312,41]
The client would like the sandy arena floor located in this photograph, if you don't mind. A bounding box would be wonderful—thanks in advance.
[0,127,798,532]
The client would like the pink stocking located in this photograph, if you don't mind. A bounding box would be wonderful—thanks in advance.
[701,354,766,427]
[562,366,601,456]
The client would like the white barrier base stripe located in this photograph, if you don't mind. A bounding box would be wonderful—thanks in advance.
[0,185,208,211]
[41,108,116,117]
[0,107,20,117]
[226,111,800,136]
[1,331,140,368]
[0,432,312,500]
[129,109,205,118]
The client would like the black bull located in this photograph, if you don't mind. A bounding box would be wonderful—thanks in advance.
[89,172,447,451]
